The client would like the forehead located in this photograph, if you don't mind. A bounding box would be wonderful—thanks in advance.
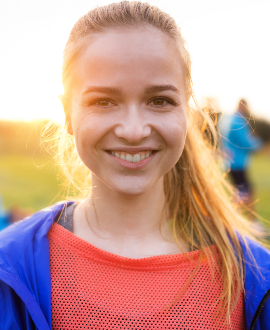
[72,26,185,93]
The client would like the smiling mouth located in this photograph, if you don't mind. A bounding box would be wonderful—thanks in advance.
[108,150,154,163]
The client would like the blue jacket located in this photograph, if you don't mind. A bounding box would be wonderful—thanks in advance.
[221,112,262,170]
[0,201,269,329]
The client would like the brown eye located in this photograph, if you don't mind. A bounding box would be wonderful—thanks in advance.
[150,98,171,107]
[153,98,165,106]
[97,100,110,106]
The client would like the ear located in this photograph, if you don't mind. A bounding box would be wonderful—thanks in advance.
[66,117,73,135]
[60,94,73,135]
[65,110,73,135]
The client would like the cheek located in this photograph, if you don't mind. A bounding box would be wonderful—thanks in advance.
[72,114,104,160]
[162,112,187,155]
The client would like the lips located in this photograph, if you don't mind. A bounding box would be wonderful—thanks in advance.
[109,150,153,163]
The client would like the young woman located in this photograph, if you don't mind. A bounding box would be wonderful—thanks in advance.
[0,2,269,329]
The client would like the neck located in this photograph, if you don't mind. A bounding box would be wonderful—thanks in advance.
[86,175,166,239]
[73,175,189,257]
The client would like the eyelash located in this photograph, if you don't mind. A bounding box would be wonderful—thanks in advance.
[87,98,115,107]
[148,96,177,107]
[88,96,178,107]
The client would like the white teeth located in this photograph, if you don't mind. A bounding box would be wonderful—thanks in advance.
[132,154,140,163]
[125,154,133,162]
[111,151,153,162]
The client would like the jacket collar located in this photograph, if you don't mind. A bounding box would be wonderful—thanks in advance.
[0,201,72,330]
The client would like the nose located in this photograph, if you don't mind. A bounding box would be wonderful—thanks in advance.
[114,105,151,143]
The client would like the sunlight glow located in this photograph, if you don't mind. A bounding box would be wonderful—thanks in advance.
[0,0,269,122]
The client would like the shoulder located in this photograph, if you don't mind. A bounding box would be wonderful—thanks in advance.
[0,201,73,330]
[230,112,247,127]
[241,236,270,271]
[239,236,270,329]
[0,201,71,271]
[239,236,270,285]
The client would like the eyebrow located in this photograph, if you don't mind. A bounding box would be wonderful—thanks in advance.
[81,84,180,96]
[81,86,121,96]
[144,85,180,94]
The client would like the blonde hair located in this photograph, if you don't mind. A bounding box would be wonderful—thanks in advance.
[42,1,259,323]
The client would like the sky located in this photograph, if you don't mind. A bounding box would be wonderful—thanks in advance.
[0,0,269,123]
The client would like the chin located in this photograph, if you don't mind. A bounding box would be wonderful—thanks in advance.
[107,176,157,198]
[114,187,148,198]
[111,183,151,198]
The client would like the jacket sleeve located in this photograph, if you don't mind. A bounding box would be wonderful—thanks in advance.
[0,280,35,330]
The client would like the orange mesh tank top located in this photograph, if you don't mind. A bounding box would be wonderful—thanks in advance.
[48,223,245,329]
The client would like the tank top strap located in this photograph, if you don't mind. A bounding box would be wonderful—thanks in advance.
[55,202,76,233]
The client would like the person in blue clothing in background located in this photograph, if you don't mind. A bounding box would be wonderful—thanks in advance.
[0,196,10,231]
[223,99,263,206]
[0,2,269,330]
[0,196,31,231]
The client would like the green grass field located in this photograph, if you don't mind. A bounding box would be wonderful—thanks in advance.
[0,154,63,213]
[249,152,270,223]
[0,151,270,226]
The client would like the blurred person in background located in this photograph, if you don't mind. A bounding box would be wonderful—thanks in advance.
[0,197,31,230]
[222,99,263,208]
[0,196,10,230]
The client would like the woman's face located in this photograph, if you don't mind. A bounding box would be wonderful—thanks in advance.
[69,26,187,197]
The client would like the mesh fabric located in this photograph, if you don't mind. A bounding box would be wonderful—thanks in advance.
[48,223,245,329]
